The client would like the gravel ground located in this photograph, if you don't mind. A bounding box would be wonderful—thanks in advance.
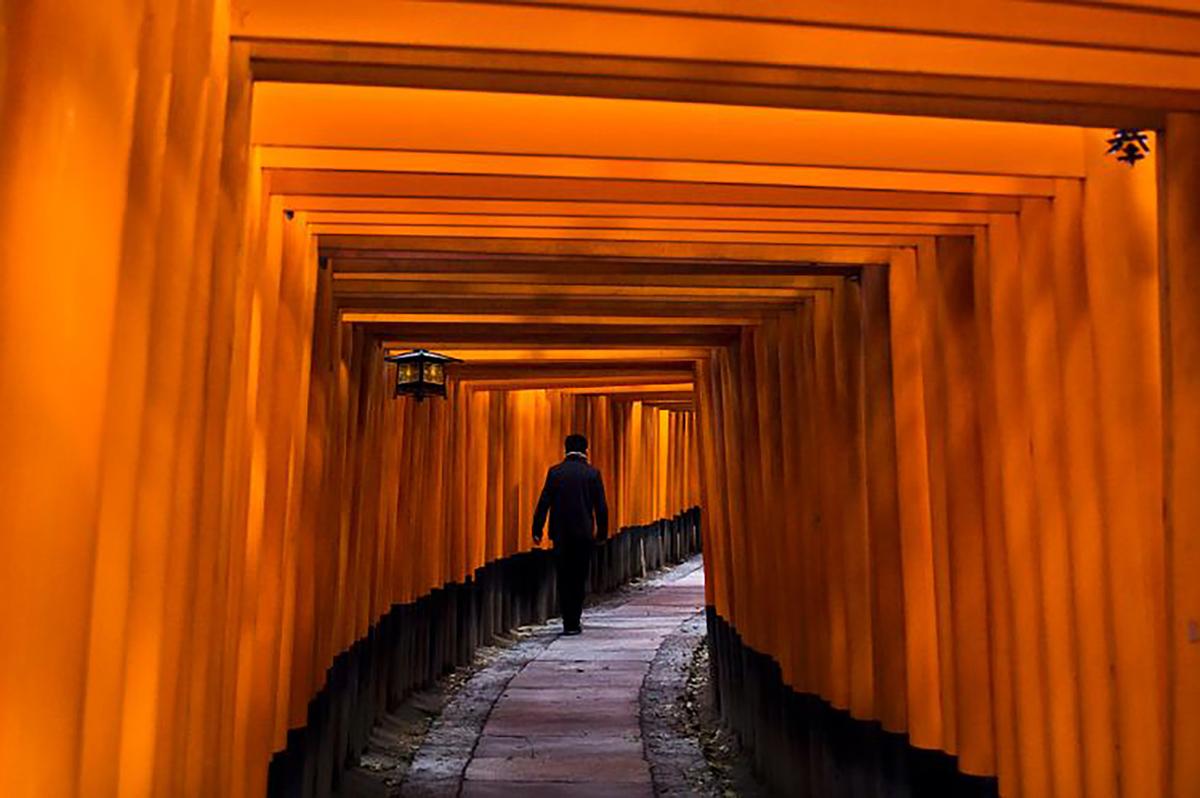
[640,612,719,795]
[676,636,771,798]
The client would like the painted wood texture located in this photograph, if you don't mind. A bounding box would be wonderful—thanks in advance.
[3,3,1197,797]
[698,191,1170,797]
[0,6,701,797]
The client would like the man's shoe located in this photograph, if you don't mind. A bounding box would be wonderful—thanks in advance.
[563,627,582,636]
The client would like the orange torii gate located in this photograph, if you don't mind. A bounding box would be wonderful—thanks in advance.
[2,2,1198,797]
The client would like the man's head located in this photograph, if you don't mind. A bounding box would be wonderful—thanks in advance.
[564,433,588,455]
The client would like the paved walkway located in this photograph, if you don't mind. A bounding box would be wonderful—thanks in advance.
[403,561,706,797]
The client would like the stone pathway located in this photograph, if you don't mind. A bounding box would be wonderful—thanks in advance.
[401,560,706,796]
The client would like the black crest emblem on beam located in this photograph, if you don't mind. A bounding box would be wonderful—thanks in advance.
[1107,129,1150,166]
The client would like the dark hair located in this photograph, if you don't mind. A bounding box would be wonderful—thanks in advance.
[564,433,588,454]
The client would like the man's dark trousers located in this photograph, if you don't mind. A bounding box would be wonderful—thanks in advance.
[554,536,592,631]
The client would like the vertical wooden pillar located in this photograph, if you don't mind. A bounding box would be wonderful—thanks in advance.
[773,310,805,692]
[915,238,957,755]
[1048,177,1119,798]
[935,234,996,778]
[1017,199,1082,797]
[1161,112,1200,798]
[983,212,1054,798]
[0,3,140,793]
[860,268,907,734]
[834,278,875,721]
[695,358,731,617]
[1082,128,1165,798]
[812,291,848,708]
[887,248,943,750]
[794,302,823,694]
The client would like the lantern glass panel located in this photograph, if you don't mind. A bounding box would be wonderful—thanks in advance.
[423,361,445,385]
[397,361,419,384]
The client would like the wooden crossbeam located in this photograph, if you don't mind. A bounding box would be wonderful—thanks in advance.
[282,196,998,225]
[260,147,1057,198]
[336,296,786,320]
[331,257,862,278]
[308,213,973,238]
[250,85,1087,178]
[344,311,761,326]
[319,236,899,265]
[267,170,1022,213]
[368,324,740,347]
[458,377,694,391]
[237,1,1200,125]
[335,282,811,302]
[390,347,714,362]
[452,361,694,379]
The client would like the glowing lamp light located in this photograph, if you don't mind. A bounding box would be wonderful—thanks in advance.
[385,349,461,401]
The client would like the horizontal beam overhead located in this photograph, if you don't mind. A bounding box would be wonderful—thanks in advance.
[237,1,1200,126]
[311,223,967,244]
[320,235,902,264]
[391,347,715,362]
[331,257,863,278]
[459,377,694,390]
[336,280,813,301]
[249,43,1173,128]
[234,0,1200,76]
[309,212,975,237]
[337,292,796,315]
[453,361,693,378]
[369,323,741,346]
[268,170,1023,212]
[284,196,999,225]
[251,84,1087,178]
[554,382,693,394]
[449,0,1200,55]
[343,311,763,326]
[259,147,1059,197]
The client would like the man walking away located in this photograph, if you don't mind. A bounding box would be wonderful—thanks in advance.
[532,433,609,635]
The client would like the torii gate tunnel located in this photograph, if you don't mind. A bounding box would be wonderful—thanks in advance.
[2,2,1199,797]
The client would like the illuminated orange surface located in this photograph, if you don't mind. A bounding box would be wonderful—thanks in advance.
[2,2,1198,797]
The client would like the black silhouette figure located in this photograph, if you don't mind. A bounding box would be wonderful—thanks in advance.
[532,433,610,635]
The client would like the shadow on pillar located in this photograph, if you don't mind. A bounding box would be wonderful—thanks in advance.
[706,610,999,798]
[267,508,702,798]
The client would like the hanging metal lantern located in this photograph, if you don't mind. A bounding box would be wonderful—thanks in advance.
[385,349,461,401]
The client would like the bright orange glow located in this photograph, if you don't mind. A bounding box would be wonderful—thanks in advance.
[251,84,1086,178]
[2,3,1193,798]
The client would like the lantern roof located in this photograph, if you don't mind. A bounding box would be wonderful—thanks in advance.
[384,348,462,364]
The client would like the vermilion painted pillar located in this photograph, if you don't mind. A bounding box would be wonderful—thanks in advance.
[1161,112,1200,798]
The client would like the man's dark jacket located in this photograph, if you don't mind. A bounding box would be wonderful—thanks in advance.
[532,454,609,543]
